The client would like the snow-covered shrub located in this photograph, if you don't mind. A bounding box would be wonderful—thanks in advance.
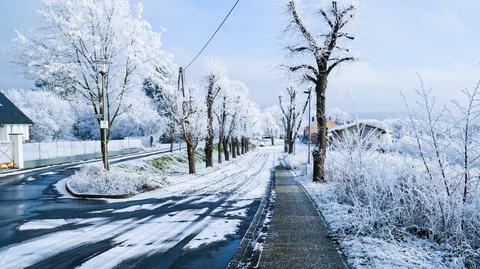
[3,89,75,142]
[68,162,166,196]
[325,127,480,266]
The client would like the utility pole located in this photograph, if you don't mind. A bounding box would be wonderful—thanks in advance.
[95,59,110,170]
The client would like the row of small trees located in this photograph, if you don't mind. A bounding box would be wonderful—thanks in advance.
[145,63,262,174]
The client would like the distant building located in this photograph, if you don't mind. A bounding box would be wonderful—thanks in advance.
[329,121,390,144]
[0,92,33,141]
[303,118,337,144]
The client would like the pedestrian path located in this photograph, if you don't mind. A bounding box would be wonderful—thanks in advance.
[258,166,347,269]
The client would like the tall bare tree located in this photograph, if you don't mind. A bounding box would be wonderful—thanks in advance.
[204,74,222,167]
[285,0,356,181]
[216,95,228,163]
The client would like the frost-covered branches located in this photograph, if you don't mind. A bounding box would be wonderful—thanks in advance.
[204,62,226,167]
[284,0,357,182]
[324,79,480,266]
[15,0,174,168]
[173,79,206,174]
[3,89,75,142]
[261,106,282,145]
[279,87,309,153]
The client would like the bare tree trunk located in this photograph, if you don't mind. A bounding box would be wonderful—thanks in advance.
[240,137,245,154]
[186,143,196,174]
[170,138,174,152]
[236,138,241,156]
[217,138,223,164]
[231,139,237,158]
[271,137,274,145]
[223,138,230,161]
[313,77,328,182]
[205,107,214,168]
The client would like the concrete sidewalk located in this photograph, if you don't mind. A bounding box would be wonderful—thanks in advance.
[258,167,347,269]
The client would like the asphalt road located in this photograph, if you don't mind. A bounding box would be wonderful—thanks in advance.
[0,149,274,269]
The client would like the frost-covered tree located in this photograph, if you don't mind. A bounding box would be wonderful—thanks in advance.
[110,95,162,139]
[173,79,206,174]
[279,87,309,154]
[241,101,263,152]
[226,80,252,159]
[284,0,357,181]
[15,0,173,169]
[327,107,351,124]
[214,80,233,163]
[143,76,180,152]
[3,89,75,142]
[262,106,282,145]
[203,62,226,167]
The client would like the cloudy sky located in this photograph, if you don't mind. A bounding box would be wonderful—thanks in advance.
[1,0,479,116]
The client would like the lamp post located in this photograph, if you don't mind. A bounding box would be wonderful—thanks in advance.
[304,88,312,165]
[94,59,110,170]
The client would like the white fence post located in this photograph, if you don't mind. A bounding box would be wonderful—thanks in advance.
[10,134,24,169]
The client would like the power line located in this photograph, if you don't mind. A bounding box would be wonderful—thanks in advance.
[141,0,240,73]
[184,0,240,71]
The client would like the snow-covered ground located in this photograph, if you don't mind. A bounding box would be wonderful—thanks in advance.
[297,177,461,269]
[0,147,279,269]
[286,144,472,269]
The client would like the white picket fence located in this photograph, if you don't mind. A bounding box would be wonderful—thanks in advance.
[23,139,142,168]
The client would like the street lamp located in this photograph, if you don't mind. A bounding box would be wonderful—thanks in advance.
[94,59,110,170]
[303,88,312,165]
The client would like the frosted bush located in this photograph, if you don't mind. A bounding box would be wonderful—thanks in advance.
[68,162,166,195]
[324,129,480,266]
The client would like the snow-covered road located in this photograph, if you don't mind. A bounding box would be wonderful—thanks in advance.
[0,147,278,269]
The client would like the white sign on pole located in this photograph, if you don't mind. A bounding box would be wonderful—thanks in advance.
[100,120,109,129]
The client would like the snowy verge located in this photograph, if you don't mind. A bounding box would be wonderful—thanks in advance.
[65,149,207,197]
[65,149,248,198]
[297,177,459,269]
[285,143,470,269]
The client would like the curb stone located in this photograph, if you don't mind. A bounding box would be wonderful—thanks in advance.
[227,168,275,269]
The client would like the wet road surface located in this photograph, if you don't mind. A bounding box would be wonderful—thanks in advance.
[0,149,275,269]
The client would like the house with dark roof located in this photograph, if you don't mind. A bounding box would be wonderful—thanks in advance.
[0,92,33,141]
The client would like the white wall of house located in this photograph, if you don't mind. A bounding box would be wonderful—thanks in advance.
[0,124,30,142]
